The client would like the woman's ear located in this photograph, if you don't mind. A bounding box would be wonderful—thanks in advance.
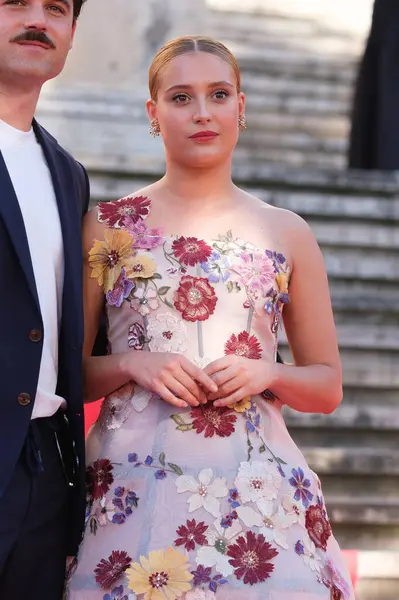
[238,91,246,116]
[146,98,157,122]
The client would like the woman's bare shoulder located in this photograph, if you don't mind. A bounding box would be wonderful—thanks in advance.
[240,189,312,236]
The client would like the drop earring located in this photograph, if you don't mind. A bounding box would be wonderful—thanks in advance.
[238,115,247,131]
[149,119,161,137]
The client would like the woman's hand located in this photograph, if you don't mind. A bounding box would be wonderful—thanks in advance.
[204,355,276,407]
[125,351,218,409]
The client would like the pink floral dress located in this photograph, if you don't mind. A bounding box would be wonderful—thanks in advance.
[66,195,354,600]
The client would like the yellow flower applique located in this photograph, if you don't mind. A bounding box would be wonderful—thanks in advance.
[89,229,134,293]
[227,396,252,413]
[275,271,289,294]
[128,252,157,279]
[127,546,193,599]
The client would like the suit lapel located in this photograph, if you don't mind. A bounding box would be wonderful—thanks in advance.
[33,122,82,330]
[0,152,40,311]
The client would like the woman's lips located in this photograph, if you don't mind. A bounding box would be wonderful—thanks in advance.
[189,131,219,141]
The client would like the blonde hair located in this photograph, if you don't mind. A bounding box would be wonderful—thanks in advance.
[149,35,241,101]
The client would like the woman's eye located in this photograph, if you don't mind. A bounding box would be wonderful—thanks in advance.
[214,90,229,100]
[172,93,190,103]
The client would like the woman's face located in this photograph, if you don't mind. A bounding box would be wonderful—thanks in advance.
[147,51,245,169]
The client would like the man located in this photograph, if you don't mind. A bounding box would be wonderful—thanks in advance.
[0,1,89,597]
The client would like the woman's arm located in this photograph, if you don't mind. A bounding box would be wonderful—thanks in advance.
[82,209,217,406]
[206,211,342,415]
[82,208,131,402]
[272,213,342,414]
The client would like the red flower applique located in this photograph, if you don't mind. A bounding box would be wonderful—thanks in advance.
[174,276,217,322]
[98,196,151,228]
[305,504,332,551]
[227,530,278,585]
[175,519,208,551]
[172,236,212,266]
[225,331,262,359]
[190,405,237,438]
[86,458,114,500]
[331,587,344,600]
[94,550,132,589]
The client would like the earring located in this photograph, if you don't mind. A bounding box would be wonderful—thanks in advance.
[149,119,160,137]
[238,115,247,131]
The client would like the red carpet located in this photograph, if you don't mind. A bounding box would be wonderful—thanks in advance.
[83,401,359,590]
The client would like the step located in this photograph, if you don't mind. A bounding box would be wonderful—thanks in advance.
[334,523,399,551]
[240,128,347,151]
[301,447,399,476]
[285,405,399,432]
[240,111,349,139]
[249,189,399,221]
[329,281,399,313]
[326,497,399,526]
[234,146,346,169]
[234,51,355,85]
[245,94,349,117]
[317,474,399,501]
[289,426,399,453]
[242,74,351,104]
[280,322,399,352]
[232,162,399,195]
[305,220,399,250]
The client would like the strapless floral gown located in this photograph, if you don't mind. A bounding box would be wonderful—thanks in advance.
[66,195,354,600]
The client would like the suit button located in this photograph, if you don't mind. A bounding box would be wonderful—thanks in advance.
[29,329,42,343]
[18,393,31,406]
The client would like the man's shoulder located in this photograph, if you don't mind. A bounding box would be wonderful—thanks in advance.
[34,121,90,215]
[34,120,84,172]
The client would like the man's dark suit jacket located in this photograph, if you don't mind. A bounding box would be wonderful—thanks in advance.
[0,120,89,555]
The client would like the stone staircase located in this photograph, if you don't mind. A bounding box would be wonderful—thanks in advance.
[88,162,399,598]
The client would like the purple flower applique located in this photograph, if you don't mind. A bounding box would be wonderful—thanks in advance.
[295,540,305,556]
[191,565,229,593]
[103,584,129,600]
[123,216,163,249]
[220,510,238,529]
[191,564,212,586]
[201,251,230,283]
[289,467,314,508]
[110,487,139,524]
[106,268,134,308]
[228,488,240,509]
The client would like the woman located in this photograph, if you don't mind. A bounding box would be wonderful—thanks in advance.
[67,36,354,599]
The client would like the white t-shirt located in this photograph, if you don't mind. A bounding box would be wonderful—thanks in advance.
[0,119,65,418]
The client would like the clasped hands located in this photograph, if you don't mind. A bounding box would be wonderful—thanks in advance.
[132,352,276,409]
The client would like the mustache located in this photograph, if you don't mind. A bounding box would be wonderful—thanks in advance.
[10,30,56,49]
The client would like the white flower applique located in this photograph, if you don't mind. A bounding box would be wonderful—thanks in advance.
[98,381,135,431]
[295,535,322,573]
[234,460,283,507]
[146,313,188,353]
[236,498,296,550]
[130,286,159,316]
[195,518,242,577]
[282,493,306,528]
[176,468,228,518]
